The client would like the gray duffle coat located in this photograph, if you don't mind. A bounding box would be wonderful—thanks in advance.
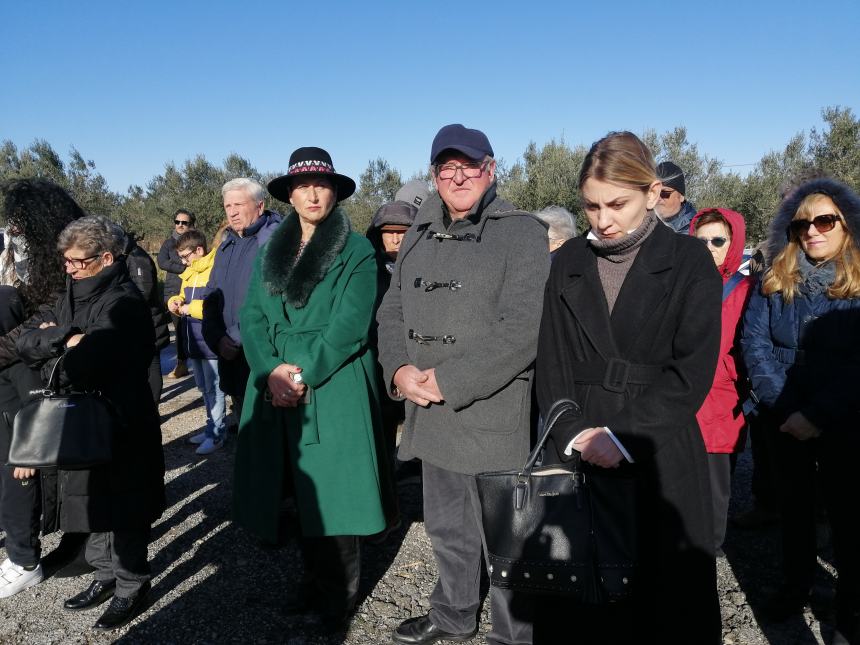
[376,184,549,474]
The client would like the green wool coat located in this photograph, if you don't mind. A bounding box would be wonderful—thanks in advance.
[232,208,396,541]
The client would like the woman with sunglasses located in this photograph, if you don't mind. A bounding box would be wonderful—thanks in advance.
[689,209,753,554]
[741,179,860,641]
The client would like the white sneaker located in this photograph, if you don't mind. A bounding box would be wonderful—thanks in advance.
[0,559,43,598]
[196,437,224,455]
[188,432,207,445]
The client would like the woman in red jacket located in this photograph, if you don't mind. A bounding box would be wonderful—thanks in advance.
[690,208,753,552]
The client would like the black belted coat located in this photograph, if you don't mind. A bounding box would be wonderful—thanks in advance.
[535,222,722,643]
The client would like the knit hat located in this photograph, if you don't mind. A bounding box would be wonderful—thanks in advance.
[394,180,430,210]
[656,161,686,195]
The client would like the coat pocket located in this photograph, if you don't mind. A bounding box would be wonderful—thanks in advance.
[455,376,529,434]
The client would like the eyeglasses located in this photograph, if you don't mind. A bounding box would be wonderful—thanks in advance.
[174,220,191,226]
[789,214,841,236]
[178,249,195,261]
[696,236,728,248]
[659,189,676,199]
[62,254,100,269]
[435,160,490,181]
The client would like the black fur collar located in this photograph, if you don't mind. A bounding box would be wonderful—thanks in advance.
[262,207,350,308]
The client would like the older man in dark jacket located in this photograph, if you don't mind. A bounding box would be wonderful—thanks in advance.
[377,124,549,645]
[202,178,281,420]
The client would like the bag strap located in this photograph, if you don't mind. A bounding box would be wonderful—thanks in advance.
[722,271,744,302]
[43,353,67,395]
[521,399,581,477]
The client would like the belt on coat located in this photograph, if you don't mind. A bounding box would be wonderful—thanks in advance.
[572,358,662,394]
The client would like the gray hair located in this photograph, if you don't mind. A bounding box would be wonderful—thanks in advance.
[57,215,126,258]
[535,206,577,242]
[221,178,265,203]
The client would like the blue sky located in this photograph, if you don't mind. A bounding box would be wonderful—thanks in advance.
[3,0,858,194]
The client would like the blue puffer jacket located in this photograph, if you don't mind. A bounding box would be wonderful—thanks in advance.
[740,178,860,433]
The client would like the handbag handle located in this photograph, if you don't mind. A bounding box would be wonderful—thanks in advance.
[520,398,582,478]
[39,353,67,397]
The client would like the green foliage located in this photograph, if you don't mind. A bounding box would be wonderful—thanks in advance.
[498,138,586,227]
[2,106,857,248]
[342,157,403,233]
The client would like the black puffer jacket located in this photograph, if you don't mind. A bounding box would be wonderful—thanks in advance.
[125,236,170,351]
[16,260,166,532]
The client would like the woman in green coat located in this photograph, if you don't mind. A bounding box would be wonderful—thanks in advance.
[233,147,396,627]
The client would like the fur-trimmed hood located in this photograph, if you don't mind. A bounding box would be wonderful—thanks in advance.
[768,178,860,260]
[261,207,351,308]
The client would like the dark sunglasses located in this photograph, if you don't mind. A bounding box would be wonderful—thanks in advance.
[789,213,841,235]
[174,220,191,226]
[696,236,728,248]
[659,189,676,199]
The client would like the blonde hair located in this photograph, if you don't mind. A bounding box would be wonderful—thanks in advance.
[762,193,860,302]
[212,219,230,247]
[578,131,657,193]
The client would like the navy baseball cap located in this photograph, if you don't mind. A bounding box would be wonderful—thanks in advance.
[430,124,494,164]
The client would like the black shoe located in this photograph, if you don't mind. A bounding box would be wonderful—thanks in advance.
[93,581,150,631]
[392,614,477,645]
[759,588,810,621]
[64,579,117,611]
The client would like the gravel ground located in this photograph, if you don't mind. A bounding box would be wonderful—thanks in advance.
[0,360,841,644]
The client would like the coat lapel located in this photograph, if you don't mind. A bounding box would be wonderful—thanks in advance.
[610,225,674,355]
[559,243,618,359]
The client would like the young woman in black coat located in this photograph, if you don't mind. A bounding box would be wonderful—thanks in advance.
[16,216,165,631]
[535,132,723,644]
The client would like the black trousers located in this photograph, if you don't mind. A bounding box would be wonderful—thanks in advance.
[0,465,40,567]
[771,427,860,613]
[0,362,46,567]
[148,352,163,404]
[422,461,533,645]
[748,412,778,510]
[86,529,152,598]
[707,452,737,550]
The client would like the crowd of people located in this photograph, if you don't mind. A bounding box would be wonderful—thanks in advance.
[0,124,857,645]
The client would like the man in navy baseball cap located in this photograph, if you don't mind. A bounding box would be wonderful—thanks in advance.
[430,123,494,164]
[381,121,549,645]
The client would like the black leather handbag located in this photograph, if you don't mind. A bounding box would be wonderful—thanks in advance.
[474,399,637,603]
[7,355,116,469]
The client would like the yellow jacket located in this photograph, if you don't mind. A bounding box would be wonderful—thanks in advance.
[167,248,216,320]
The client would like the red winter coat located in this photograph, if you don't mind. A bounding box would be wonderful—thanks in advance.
[690,208,752,453]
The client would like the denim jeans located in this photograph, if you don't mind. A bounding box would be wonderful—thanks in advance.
[188,358,226,441]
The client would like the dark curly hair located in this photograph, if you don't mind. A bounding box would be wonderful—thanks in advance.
[1,178,85,312]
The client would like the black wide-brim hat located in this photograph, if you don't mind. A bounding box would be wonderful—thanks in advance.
[267,146,356,203]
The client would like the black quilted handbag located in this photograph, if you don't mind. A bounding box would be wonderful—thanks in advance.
[7,355,116,469]
[474,399,637,603]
